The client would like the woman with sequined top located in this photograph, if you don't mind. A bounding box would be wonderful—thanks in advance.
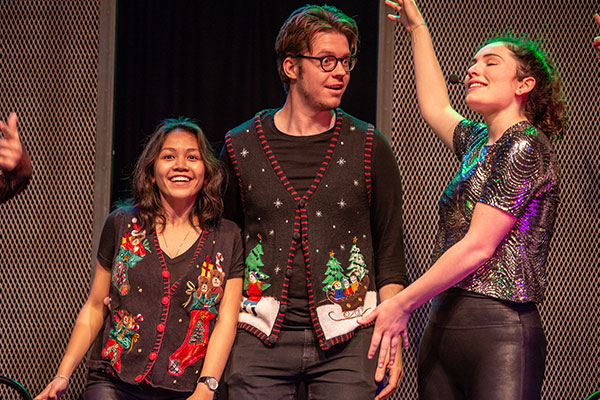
[36,118,244,400]
[359,0,567,398]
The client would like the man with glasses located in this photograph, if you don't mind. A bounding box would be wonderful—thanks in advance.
[221,5,407,399]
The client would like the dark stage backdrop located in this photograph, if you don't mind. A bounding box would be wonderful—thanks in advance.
[112,1,379,205]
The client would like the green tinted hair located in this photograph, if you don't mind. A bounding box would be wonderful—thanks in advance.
[484,35,568,141]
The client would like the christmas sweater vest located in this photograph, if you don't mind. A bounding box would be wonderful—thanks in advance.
[87,209,242,392]
[225,109,377,350]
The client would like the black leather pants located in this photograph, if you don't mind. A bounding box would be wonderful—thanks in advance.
[417,288,546,400]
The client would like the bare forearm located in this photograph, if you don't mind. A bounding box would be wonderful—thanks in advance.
[55,262,111,379]
[197,314,237,381]
[411,27,460,145]
[412,28,450,117]
[398,238,489,313]
[399,204,515,312]
[56,301,108,378]
[384,0,462,147]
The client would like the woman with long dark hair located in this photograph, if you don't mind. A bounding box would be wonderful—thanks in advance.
[36,118,243,400]
[360,1,567,398]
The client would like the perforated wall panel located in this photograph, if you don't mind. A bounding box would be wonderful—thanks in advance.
[0,1,100,398]
[383,0,600,399]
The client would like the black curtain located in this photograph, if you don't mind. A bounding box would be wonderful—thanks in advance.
[112,1,380,205]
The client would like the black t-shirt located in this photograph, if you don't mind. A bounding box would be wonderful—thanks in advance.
[98,215,245,283]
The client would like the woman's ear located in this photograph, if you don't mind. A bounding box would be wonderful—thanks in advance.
[516,76,536,96]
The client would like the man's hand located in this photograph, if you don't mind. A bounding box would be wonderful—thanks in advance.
[0,113,23,171]
[374,343,403,400]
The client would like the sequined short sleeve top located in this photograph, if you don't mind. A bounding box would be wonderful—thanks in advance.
[431,119,560,303]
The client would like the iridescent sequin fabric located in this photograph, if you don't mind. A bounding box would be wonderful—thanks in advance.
[431,120,559,302]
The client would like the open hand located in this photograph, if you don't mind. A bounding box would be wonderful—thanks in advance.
[358,295,410,370]
[34,377,68,400]
[0,113,23,171]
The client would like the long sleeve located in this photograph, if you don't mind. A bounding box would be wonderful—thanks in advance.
[219,144,244,229]
[370,132,409,289]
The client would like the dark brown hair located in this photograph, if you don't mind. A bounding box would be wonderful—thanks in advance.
[131,117,223,231]
[485,36,568,141]
[275,4,359,92]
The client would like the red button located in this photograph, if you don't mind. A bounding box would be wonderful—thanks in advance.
[161,296,170,306]
[135,375,143,382]
[149,351,158,360]
[157,323,165,333]
[162,270,170,279]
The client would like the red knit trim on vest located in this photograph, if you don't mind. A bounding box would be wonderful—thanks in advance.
[224,133,246,210]
[365,125,374,205]
[250,109,345,348]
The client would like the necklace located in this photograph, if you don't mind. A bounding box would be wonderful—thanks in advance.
[161,224,196,258]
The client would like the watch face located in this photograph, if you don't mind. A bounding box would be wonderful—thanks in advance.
[201,376,218,391]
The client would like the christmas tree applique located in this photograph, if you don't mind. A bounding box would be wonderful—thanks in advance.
[322,251,347,299]
[322,239,370,321]
[346,236,369,292]
[242,234,271,315]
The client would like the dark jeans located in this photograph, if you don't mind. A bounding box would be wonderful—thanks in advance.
[417,288,547,400]
[84,370,194,400]
[224,327,378,400]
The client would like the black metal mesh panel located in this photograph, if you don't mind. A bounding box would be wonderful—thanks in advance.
[0,1,99,399]
[384,0,600,398]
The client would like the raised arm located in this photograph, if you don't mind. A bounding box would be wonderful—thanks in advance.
[35,262,111,400]
[385,0,463,150]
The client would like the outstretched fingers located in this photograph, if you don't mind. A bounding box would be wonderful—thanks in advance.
[376,331,393,369]
[385,0,403,23]
[358,308,382,360]
[0,112,19,140]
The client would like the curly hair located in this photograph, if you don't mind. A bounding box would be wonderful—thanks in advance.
[484,36,568,141]
[131,117,223,232]
[275,4,359,93]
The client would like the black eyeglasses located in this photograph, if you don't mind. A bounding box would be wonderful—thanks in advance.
[295,55,357,72]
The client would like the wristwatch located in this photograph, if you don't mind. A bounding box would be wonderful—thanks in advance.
[198,376,219,391]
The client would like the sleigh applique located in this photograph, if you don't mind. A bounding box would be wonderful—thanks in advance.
[325,274,370,321]
[321,238,372,322]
